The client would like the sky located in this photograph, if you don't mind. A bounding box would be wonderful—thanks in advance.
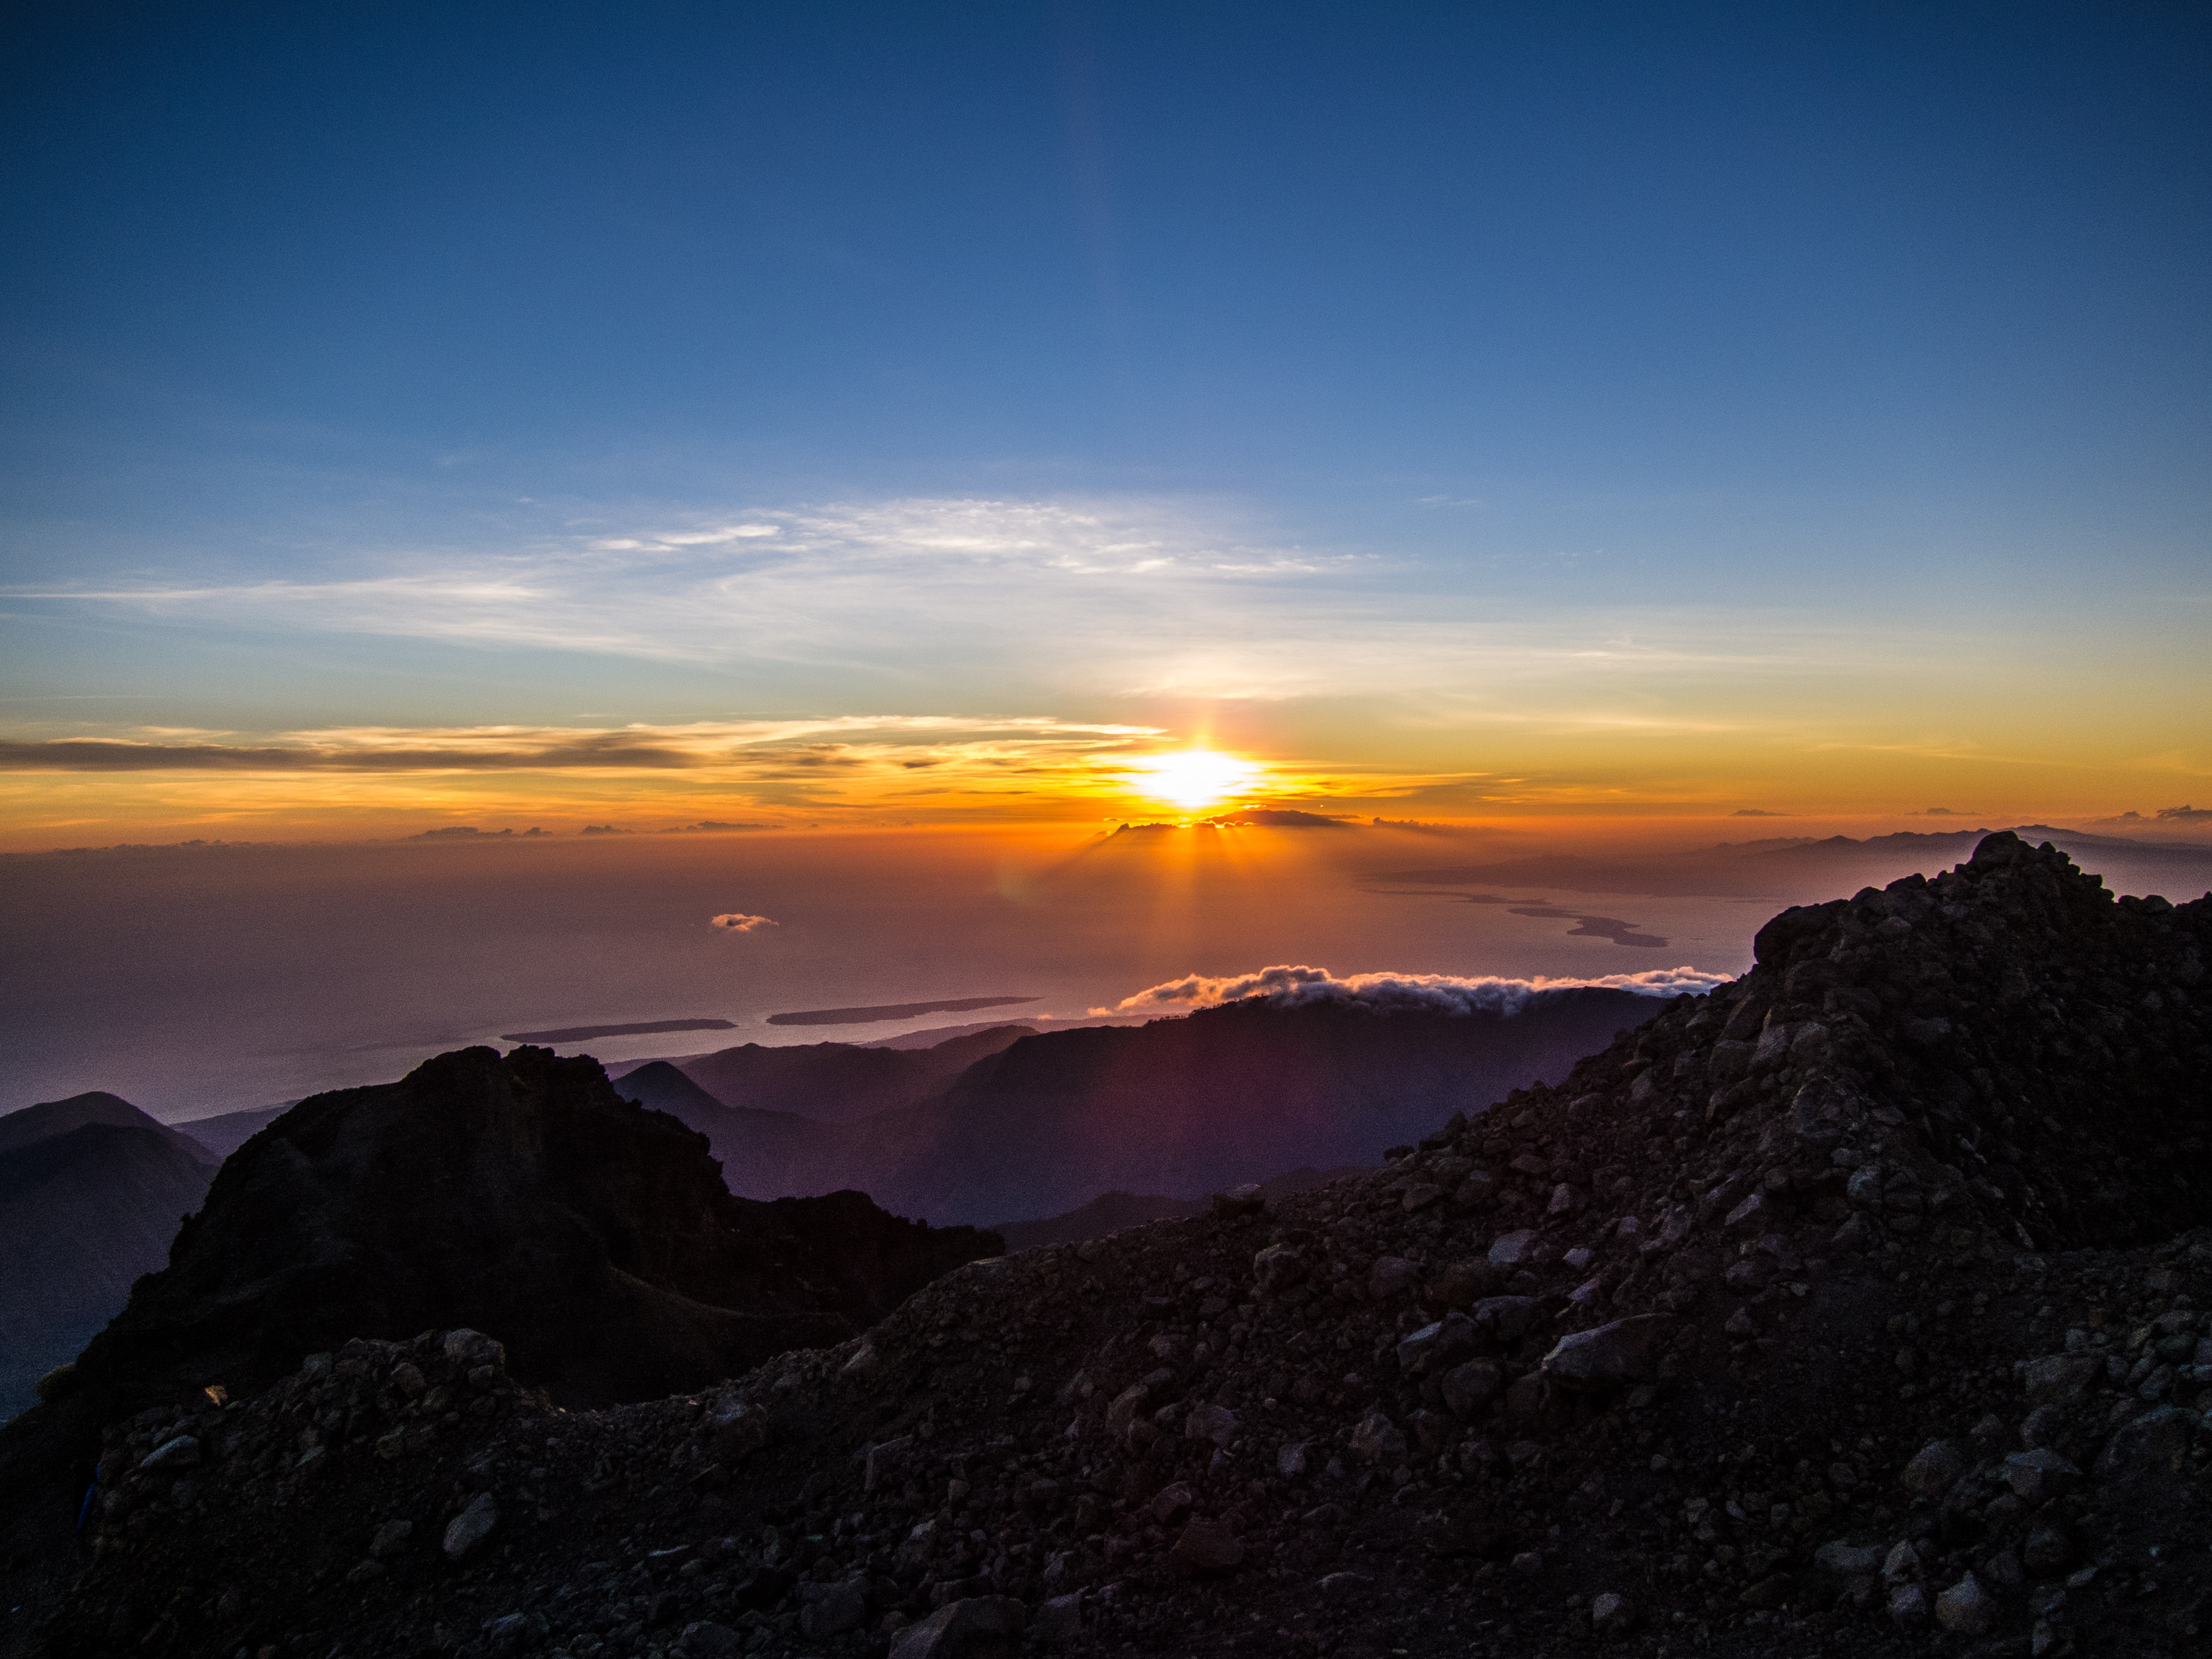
[1,1,2208,845]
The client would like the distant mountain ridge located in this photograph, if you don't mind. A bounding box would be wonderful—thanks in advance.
[634,1023,1035,1124]
[620,987,1666,1225]
[0,1090,212,1163]
[1365,822,2212,902]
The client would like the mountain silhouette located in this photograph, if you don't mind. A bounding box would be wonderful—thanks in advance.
[629,987,1663,1225]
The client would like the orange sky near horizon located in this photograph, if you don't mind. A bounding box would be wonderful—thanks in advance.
[2,712,2207,854]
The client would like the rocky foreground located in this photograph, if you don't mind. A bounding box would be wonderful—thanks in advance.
[11,833,2212,1659]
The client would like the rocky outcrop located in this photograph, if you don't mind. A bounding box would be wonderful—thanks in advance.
[20,836,2212,1659]
[0,1045,996,1547]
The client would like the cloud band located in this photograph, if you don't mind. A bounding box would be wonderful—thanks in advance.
[1107,962,1732,1017]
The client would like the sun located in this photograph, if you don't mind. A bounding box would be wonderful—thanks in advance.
[1128,749,1260,813]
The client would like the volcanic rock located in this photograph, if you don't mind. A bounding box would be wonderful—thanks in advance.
[0,1045,994,1532]
[14,834,2212,1659]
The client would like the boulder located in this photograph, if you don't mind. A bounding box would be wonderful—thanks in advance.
[2094,1405,2193,1480]
[1183,1403,1236,1448]
[1934,1574,1994,1635]
[1540,1316,1670,1390]
[1350,1412,1407,1463]
[675,1624,741,1659]
[441,1328,506,1372]
[2018,1354,2099,1407]
[1814,1541,1883,1577]
[1470,1295,1542,1343]
[1169,1516,1245,1574]
[1368,1256,1421,1299]
[2003,1449,2080,1504]
[1396,1313,1476,1375]
[138,1435,200,1472]
[441,1492,498,1561]
[1900,1439,1966,1496]
[1487,1230,1540,1267]
[889,1596,1028,1659]
[799,1577,870,1638]
[1252,1245,1308,1295]
[1036,1592,1083,1649]
[1440,1360,1504,1419]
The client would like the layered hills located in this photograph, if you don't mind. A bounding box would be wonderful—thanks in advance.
[8,834,2212,1659]
[620,989,1659,1225]
[645,1025,1036,1125]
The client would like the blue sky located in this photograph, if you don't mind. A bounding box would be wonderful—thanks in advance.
[1,2,2207,834]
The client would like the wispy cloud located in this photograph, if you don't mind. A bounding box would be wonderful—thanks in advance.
[0,716,1156,776]
[2,495,1940,708]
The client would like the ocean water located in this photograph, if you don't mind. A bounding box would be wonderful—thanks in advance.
[4,820,2202,1122]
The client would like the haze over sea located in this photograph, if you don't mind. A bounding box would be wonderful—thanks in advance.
[7,817,2207,1121]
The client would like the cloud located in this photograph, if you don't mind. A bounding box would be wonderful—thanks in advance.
[2089,806,2212,828]
[1102,962,1732,1017]
[1919,807,1960,816]
[2,495,1937,708]
[1729,809,1785,817]
[709,913,777,933]
[0,716,1158,777]
[1204,808,1355,829]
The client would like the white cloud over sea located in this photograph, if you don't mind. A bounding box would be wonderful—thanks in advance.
[1102,962,1733,1017]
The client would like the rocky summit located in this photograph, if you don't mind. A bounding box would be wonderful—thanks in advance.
[9,833,2212,1659]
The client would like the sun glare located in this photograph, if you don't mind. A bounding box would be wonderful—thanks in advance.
[1128,749,1260,813]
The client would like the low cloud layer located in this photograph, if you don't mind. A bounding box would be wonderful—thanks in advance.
[1105,962,1732,1018]
[709,913,777,933]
